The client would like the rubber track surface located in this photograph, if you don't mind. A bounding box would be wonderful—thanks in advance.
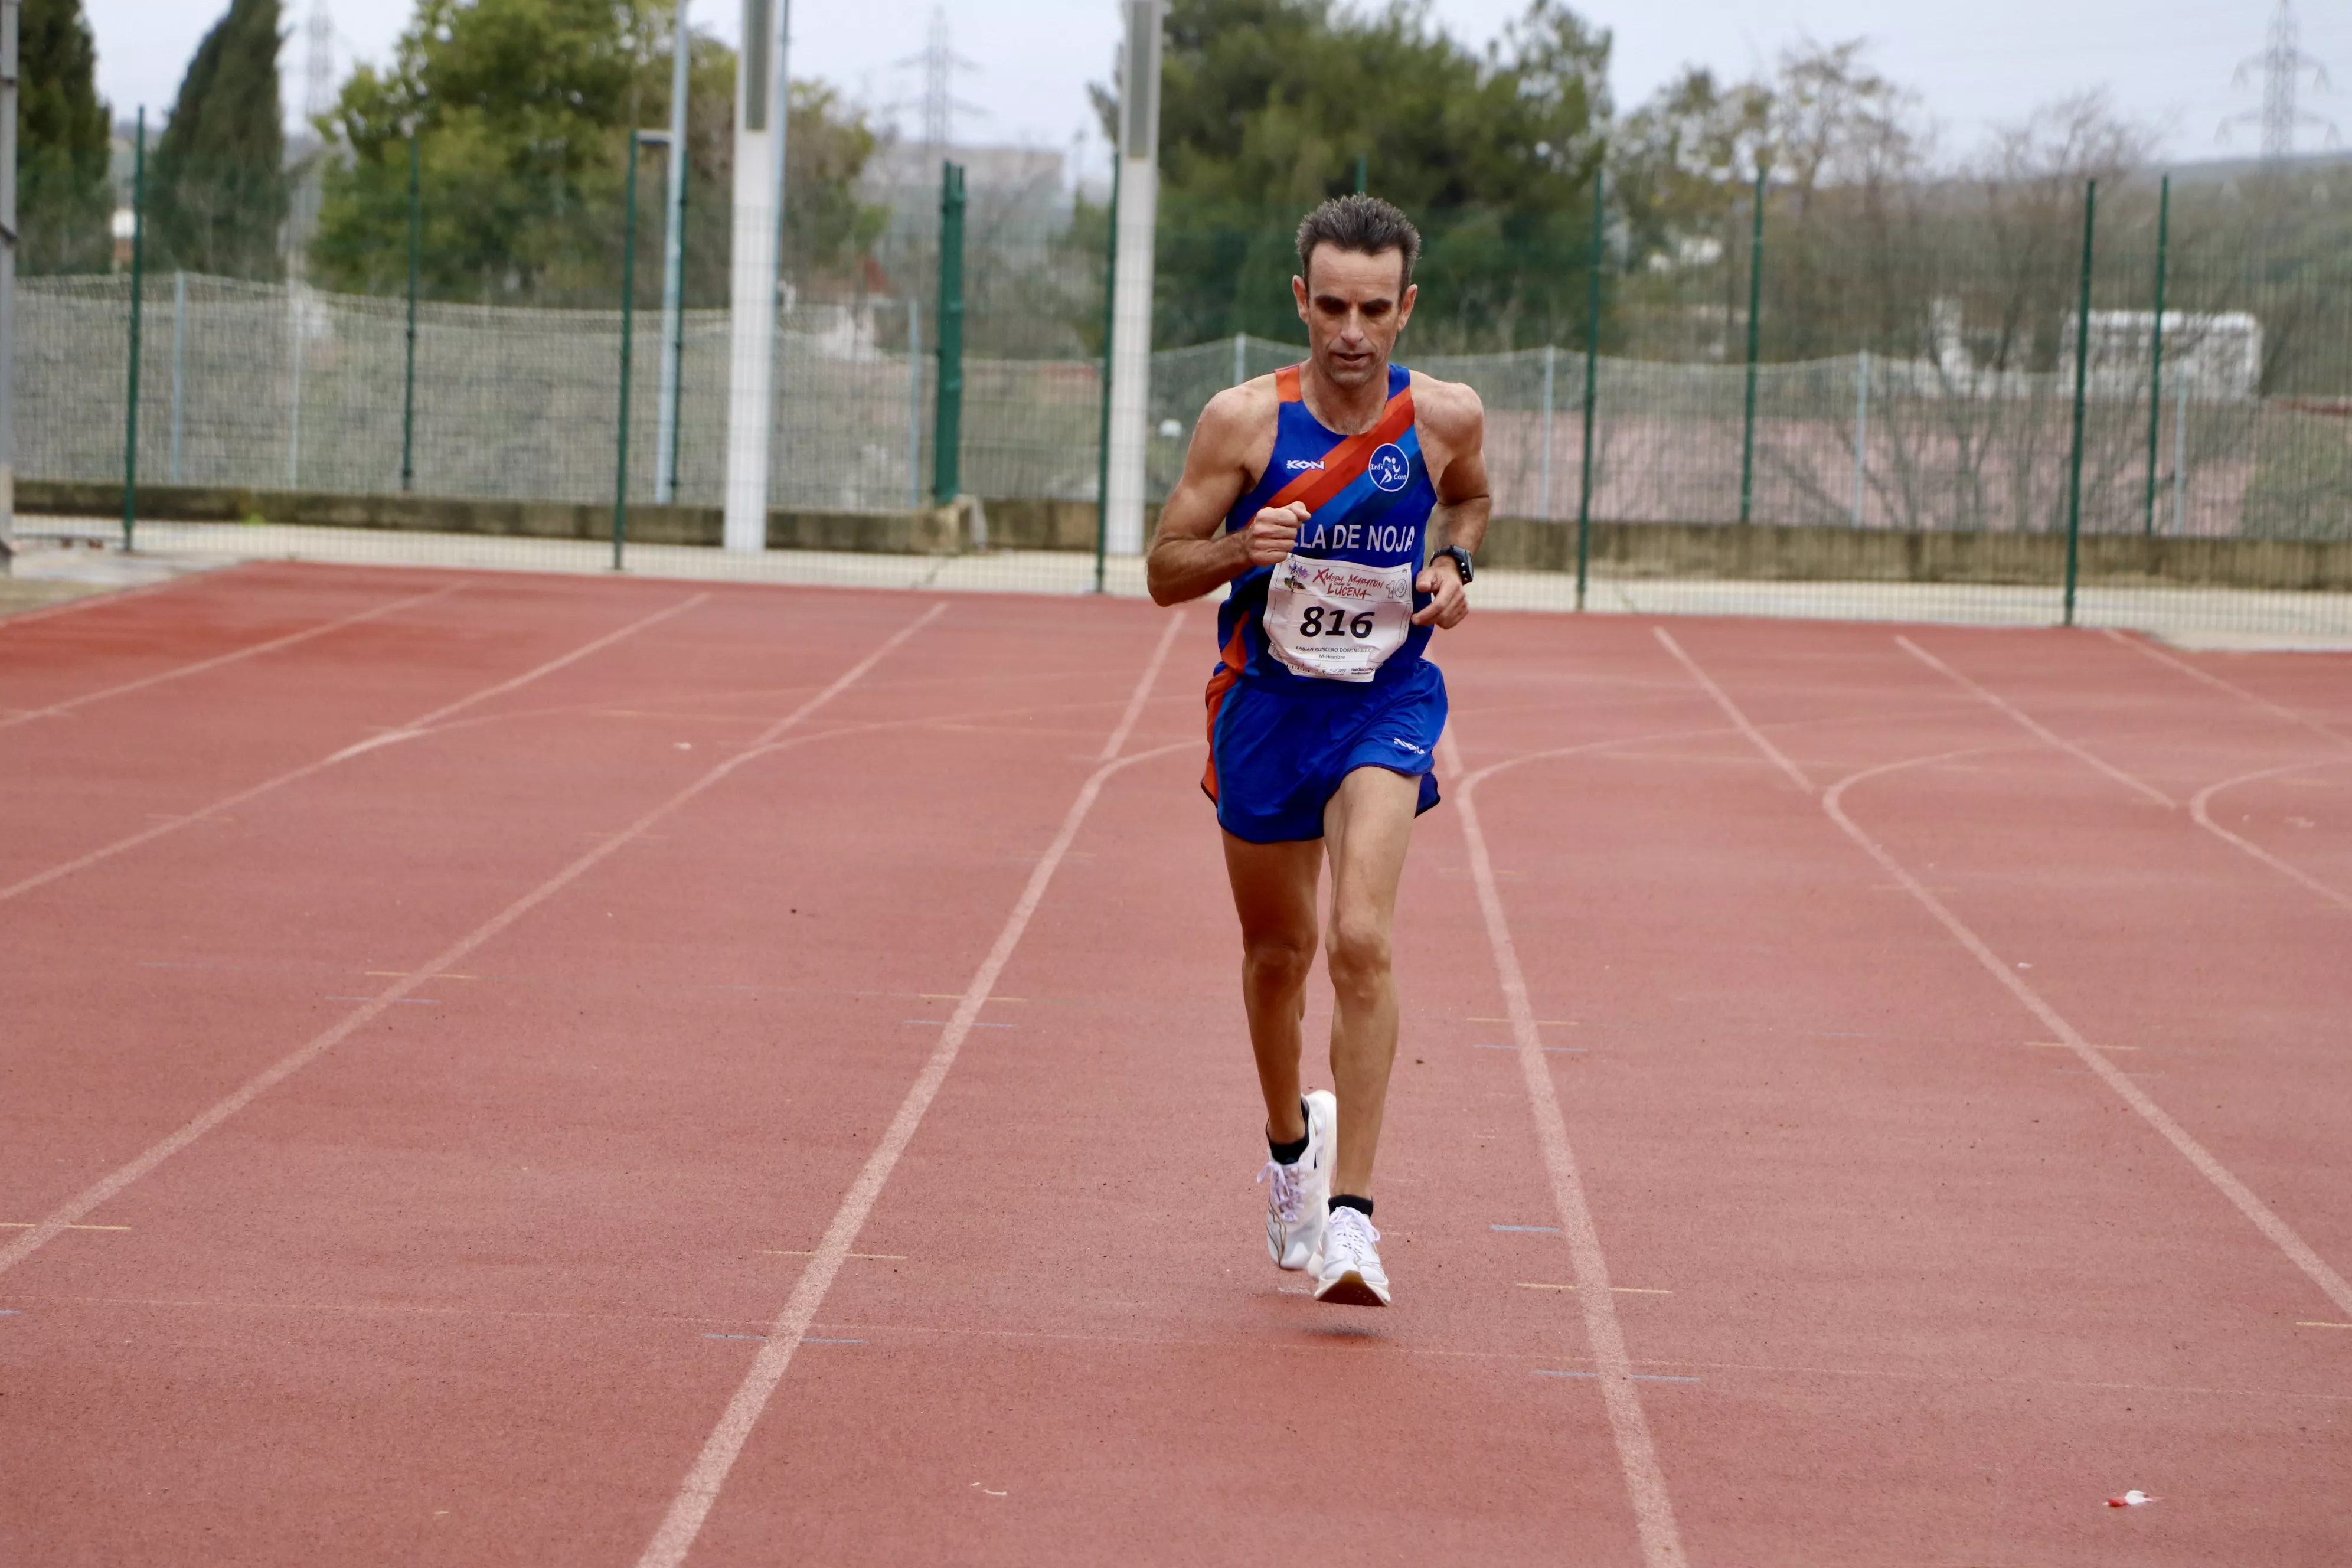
[1,563,2346,1565]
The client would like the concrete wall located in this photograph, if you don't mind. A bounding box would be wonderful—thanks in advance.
[1479,515,2352,592]
[21,481,2348,591]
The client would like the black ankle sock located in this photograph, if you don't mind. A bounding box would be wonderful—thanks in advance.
[1266,1100,1311,1165]
[1329,1194,1374,1218]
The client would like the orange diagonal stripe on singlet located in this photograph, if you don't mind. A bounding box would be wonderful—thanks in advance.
[1265,388,1416,514]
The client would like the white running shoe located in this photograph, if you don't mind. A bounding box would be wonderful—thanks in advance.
[1309,1205,1391,1306]
[1259,1089,1337,1270]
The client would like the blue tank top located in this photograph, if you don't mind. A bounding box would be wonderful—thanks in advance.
[1213,361,1439,692]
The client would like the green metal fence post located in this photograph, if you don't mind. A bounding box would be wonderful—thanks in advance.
[401,130,420,492]
[1575,172,1602,612]
[121,106,146,553]
[665,151,687,498]
[1092,159,1119,595]
[2063,177,2096,628]
[1354,153,1366,195]
[2141,172,2168,537]
[1737,164,1764,525]
[611,130,642,572]
[932,161,966,507]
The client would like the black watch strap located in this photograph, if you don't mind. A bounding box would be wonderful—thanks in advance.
[1435,545,1474,584]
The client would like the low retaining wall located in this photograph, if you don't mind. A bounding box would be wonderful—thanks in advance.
[19,481,988,554]
[1482,516,2352,592]
[19,482,2348,591]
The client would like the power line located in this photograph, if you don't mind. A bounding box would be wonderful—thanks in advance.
[890,6,984,167]
[303,3,335,124]
[2223,0,2336,159]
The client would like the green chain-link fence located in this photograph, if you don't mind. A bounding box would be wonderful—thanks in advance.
[11,149,2348,638]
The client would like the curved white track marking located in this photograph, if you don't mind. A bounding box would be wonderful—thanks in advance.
[0,604,948,1283]
[0,581,463,733]
[1902,633,2352,910]
[2100,626,2352,750]
[1658,624,2352,1318]
[0,593,710,906]
[1895,635,2176,809]
[1443,729,1688,1568]
[1650,626,1814,794]
[1822,754,2352,1319]
[2190,762,2352,913]
[635,613,1190,1568]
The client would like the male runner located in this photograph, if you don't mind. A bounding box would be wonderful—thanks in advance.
[1147,195,1489,1306]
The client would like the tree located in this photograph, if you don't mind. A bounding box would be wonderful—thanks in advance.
[308,0,884,307]
[311,0,655,302]
[1113,0,1612,350]
[148,0,289,279]
[17,0,113,274]
[1957,92,2150,373]
[781,81,887,288]
[1611,40,1931,362]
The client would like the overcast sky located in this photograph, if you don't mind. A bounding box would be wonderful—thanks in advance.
[87,0,2352,173]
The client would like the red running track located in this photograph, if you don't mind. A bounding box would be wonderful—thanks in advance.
[1,561,2346,1565]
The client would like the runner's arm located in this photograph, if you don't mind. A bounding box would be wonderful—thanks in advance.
[1148,386,1303,606]
[1413,377,1489,629]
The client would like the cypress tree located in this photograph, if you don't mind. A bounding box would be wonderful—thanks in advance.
[18,0,114,273]
[149,0,288,279]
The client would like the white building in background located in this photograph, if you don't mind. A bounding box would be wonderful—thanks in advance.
[2064,310,2266,399]
[1930,295,2265,398]
[860,139,1074,272]
[864,142,1066,202]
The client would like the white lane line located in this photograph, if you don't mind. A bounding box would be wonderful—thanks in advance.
[2101,627,2352,750]
[0,580,463,733]
[1819,754,2352,1319]
[329,591,713,757]
[0,605,948,1283]
[1661,629,2352,1321]
[1896,635,2176,808]
[0,593,708,906]
[633,612,1190,1568]
[2190,762,2352,913]
[1650,626,1814,794]
[1897,633,2352,913]
[1445,728,1688,1568]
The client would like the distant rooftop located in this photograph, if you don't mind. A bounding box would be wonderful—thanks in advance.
[864,141,1066,195]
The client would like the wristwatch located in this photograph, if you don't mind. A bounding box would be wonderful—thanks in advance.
[1433,545,1474,584]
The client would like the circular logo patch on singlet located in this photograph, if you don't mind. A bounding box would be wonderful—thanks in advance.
[1368,443,1411,493]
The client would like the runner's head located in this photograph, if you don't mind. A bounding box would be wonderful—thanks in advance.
[1292,195,1420,391]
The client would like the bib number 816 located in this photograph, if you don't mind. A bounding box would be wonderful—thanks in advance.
[1300,606,1376,639]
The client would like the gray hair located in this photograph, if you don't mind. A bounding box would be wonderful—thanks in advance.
[1295,194,1422,289]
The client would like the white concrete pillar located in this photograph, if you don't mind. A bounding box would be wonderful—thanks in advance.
[1102,0,1161,556]
[722,0,789,551]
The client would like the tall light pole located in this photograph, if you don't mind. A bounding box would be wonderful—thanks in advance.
[721,0,789,551]
[653,0,690,504]
[1101,0,1162,557]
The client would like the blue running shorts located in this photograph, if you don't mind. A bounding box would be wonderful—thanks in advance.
[1204,658,1447,844]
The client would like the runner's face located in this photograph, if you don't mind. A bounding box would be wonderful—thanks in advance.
[1293,247,1417,391]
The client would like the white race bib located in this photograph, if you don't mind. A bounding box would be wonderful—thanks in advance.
[1264,555,1414,682]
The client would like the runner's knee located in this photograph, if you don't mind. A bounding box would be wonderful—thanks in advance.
[1325,919,1391,992]
[1242,928,1317,993]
